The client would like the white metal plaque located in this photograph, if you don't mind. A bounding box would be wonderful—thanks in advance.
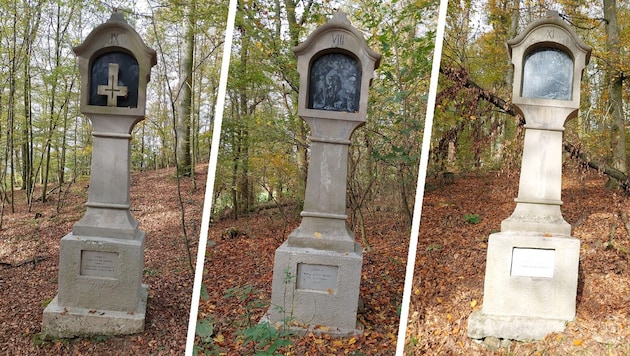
[296,263,338,293]
[511,248,555,278]
[80,250,118,278]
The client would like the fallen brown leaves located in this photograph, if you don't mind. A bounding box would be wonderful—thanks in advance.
[0,165,206,354]
[407,161,630,355]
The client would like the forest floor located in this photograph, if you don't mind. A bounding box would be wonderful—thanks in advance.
[2,161,628,355]
[407,160,630,355]
[0,165,206,354]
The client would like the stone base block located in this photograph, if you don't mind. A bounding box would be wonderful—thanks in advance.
[468,231,580,340]
[259,314,363,338]
[266,241,363,336]
[467,311,567,341]
[57,232,145,311]
[42,285,147,339]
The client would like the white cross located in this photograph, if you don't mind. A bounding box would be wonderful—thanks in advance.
[97,63,128,107]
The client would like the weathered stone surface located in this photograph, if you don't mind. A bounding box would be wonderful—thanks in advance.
[468,311,567,341]
[483,336,501,351]
[267,242,363,335]
[267,12,380,335]
[482,232,580,321]
[42,286,147,339]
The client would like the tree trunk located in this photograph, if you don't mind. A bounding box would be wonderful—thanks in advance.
[603,0,627,188]
[176,0,196,177]
[284,0,309,202]
[22,50,34,208]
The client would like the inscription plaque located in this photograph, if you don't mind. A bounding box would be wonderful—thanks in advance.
[90,52,139,107]
[80,250,118,278]
[511,248,555,278]
[297,263,338,292]
[308,53,361,112]
[522,48,573,100]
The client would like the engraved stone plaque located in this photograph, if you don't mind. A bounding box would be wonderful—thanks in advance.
[308,53,361,112]
[80,250,118,278]
[90,52,139,107]
[511,248,555,278]
[522,48,573,100]
[297,263,338,292]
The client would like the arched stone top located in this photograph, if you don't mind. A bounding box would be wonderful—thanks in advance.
[74,12,157,69]
[74,11,157,117]
[507,11,591,112]
[293,12,381,123]
[507,11,591,63]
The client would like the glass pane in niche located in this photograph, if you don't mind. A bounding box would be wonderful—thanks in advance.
[90,52,140,107]
[521,48,573,101]
[308,53,361,112]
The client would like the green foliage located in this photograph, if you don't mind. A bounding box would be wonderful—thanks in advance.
[200,283,210,301]
[238,322,293,356]
[222,285,295,355]
[282,266,295,284]
[194,316,222,355]
[464,213,481,224]
[426,244,441,251]
[196,317,215,344]
[435,0,630,179]
[143,268,159,277]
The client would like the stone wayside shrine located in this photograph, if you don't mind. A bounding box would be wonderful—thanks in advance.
[265,12,380,335]
[467,11,591,341]
[42,11,157,338]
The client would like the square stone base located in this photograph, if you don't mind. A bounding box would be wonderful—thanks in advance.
[468,232,580,340]
[41,285,147,339]
[266,241,363,336]
[57,232,145,311]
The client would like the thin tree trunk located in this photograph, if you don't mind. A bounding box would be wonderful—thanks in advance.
[176,0,196,177]
[284,0,309,202]
[603,0,626,188]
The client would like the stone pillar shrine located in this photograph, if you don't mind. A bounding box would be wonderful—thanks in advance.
[42,11,157,338]
[467,11,591,341]
[265,12,380,335]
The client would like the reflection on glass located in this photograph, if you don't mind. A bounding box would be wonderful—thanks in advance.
[521,48,573,100]
[90,52,140,107]
[308,53,361,112]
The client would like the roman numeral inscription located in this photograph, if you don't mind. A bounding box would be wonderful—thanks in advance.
[332,33,344,46]
[110,32,119,45]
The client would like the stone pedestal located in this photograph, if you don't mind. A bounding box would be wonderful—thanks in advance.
[468,232,580,340]
[467,11,590,342]
[266,242,363,335]
[42,11,156,339]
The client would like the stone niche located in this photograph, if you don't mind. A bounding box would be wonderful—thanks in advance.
[89,52,139,107]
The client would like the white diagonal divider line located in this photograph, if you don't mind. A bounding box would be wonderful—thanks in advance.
[395,0,448,354]
[185,0,237,354]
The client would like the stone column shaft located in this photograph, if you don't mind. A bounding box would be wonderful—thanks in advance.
[501,105,574,235]
[287,118,362,252]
